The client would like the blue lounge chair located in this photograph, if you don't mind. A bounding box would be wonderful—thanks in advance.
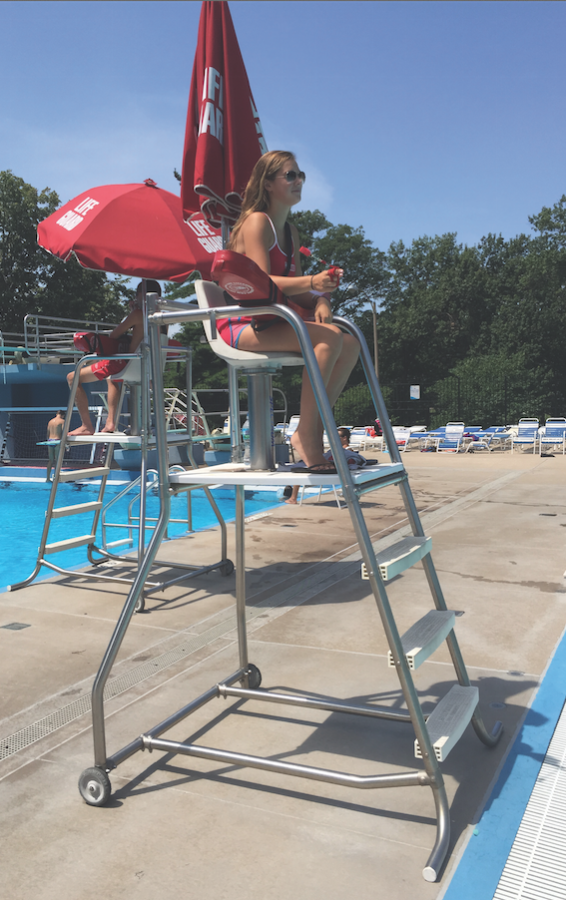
[436,422,465,452]
[539,418,566,455]
[511,418,539,454]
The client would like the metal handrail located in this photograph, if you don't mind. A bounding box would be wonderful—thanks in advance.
[23,313,121,361]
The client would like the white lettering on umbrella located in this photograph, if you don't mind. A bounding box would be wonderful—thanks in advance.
[198,236,223,253]
[75,197,99,215]
[199,100,224,146]
[200,101,216,139]
[215,108,223,146]
[57,211,84,231]
[56,197,100,231]
[250,97,268,154]
[187,219,218,238]
[203,67,223,108]
[200,68,224,145]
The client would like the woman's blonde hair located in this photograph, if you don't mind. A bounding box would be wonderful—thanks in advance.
[229,150,296,247]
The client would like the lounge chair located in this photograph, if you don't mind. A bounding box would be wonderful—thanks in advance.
[436,422,465,452]
[465,426,511,452]
[539,418,566,455]
[511,418,540,454]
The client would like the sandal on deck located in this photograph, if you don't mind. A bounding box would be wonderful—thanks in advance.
[290,463,337,475]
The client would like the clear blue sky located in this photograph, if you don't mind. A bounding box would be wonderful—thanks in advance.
[1,0,565,253]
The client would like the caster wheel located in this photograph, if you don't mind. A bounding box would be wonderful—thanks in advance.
[245,663,262,689]
[220,559,234,577]
[78,767,111,806]
[134,594,145,614]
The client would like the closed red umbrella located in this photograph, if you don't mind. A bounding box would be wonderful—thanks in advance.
[181,0,267,228]
[37,179,222,281]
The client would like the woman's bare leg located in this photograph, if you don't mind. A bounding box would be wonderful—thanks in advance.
[237,321,349,467]
[325,334,360,407]
[67,367,100,435]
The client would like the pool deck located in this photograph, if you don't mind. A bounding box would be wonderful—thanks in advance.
[1,449,566,899]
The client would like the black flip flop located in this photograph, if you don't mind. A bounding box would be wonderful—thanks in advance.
[290,463,337,475]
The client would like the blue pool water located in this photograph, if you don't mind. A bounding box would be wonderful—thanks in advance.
[0,477,283,592]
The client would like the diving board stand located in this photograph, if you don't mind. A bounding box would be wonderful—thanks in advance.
[8,296,233,606]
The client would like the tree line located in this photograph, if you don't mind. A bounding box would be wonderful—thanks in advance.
[2,168,565,424]
[0,170,130,336]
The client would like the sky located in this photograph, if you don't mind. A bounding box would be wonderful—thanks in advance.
[1,0,565,256]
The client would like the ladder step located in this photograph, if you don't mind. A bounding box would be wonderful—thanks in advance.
[361,536,432,582]
[415,685,478,762]
[51,501,103,518]
[58,467,110,482]
[388,610,455,671]
[44,534,96,554]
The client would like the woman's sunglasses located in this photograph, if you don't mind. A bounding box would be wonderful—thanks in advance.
[281,169,306,183]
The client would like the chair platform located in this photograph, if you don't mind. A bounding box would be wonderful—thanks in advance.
[168,461,405,489]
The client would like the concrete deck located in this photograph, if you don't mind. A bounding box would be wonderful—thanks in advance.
[1,450,566,899]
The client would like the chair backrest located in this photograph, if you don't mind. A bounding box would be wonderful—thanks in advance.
[194,280,302,370]
[109,334,170,383]
[543,419,566,436]
[445,422,465,438]
[517,418,539,436]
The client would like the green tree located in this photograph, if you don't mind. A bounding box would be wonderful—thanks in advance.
[291,210,386,319]
[377,234,491,384]
[0,170,131,333]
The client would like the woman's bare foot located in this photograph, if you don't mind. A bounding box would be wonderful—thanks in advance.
[100,424,116,434]
[285,497,298,504]
[290,431,325,469]
[68,425,95,436]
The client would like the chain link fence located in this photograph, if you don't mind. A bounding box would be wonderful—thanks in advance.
[330,377,566,429]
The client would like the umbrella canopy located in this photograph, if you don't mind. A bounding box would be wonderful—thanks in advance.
[37,179,222,282]
[181,0,267,227]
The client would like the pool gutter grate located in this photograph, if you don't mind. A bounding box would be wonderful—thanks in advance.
[0,615,243,763]
[493,699,566,899]
[0,552,363,764]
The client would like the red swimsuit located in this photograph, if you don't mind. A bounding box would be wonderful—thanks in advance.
[217,214,296,347]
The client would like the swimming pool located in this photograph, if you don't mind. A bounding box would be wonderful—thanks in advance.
[0,478,283,592]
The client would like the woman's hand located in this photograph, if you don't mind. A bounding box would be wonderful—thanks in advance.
[314,295,333,324]
[311,268,343,293]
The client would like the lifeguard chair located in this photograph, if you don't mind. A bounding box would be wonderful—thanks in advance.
[78,256,502,883]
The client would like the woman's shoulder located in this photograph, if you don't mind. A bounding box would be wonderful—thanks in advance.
[238,211,276,249]
[242,211,272,233]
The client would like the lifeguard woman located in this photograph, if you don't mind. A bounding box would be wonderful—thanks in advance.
[219,150,359,472]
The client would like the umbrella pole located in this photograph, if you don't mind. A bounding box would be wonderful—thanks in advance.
[220,216,243,463]
[138,279,149,562]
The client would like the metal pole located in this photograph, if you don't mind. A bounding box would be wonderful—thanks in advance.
[91,317,172,767]
[371,301,379,379]
[235,483,249,672]
[228,367,243,462]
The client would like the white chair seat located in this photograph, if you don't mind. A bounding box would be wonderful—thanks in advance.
[195,280,303,370]
[109,335,170,384]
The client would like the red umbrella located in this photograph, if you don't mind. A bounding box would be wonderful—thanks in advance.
[181,0,267,228]
[37,179,222,282]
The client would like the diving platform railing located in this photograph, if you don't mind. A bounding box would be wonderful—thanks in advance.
[8,296,234,606]
[77,294,502,883]
[22,313,121,363]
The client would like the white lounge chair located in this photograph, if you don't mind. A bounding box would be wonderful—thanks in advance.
[539,418,566,455]
[511,418,539,454]
[436,422,465,452]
